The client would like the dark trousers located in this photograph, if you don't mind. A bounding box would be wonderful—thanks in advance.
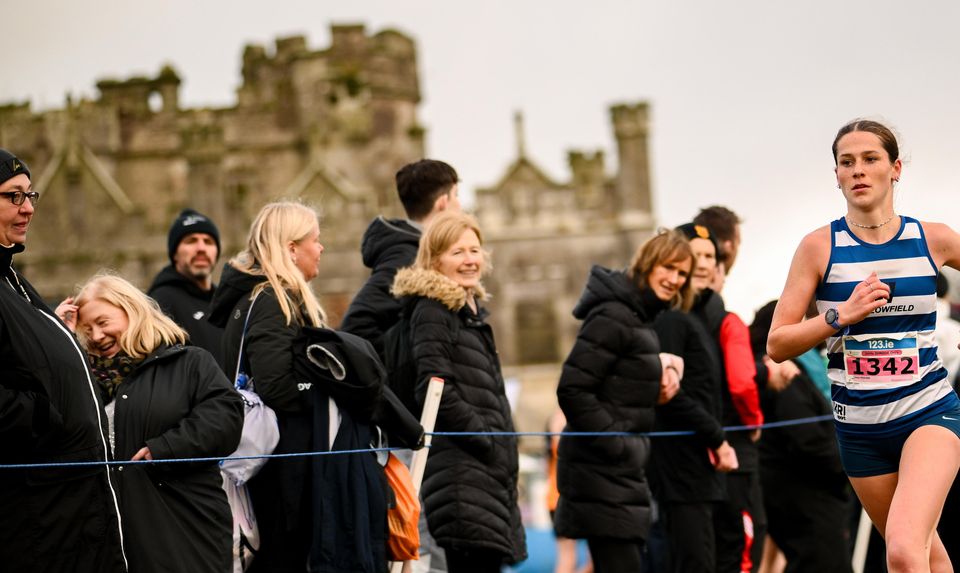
[715,472,766,573]
[764,481,852,573]
[444,547,503,573]
[586,537,645,573]
[662,501,716,573]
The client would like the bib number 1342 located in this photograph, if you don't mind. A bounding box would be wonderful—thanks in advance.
[843,334,921,384]
[847,355,916,377]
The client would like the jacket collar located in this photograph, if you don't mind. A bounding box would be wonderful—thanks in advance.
[391,267,487,312]
[0,242,24,271]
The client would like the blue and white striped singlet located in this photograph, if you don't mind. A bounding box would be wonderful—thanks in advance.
[815,216,959,438]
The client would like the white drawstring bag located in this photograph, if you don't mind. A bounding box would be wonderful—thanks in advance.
[221,384,279,485]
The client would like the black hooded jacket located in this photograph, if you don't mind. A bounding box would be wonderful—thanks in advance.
[554,266,665,541]
[391,267,527,564]
[692,289,760,472]
[341,217,420,355]
[210,264,318,568]
[148,265,222,359]
[650,303,727,503]
[0,244,126,573]
[110,344,243,573]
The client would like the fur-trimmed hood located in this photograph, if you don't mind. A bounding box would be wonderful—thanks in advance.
[391,267,488,311]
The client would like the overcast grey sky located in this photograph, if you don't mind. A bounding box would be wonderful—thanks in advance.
[5,0,960,317]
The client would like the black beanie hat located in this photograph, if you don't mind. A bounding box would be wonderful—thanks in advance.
[675,222,720,255]
[0,149,30,186]
[167,209,221,263]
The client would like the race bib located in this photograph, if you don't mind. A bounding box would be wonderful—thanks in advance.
[842,332,920,384]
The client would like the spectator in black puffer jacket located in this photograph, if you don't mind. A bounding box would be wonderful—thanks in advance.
[342,160,461,573]
[391,212,526,572]
[555,230,695,573]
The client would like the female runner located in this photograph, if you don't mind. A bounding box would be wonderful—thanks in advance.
[768,119,960,572]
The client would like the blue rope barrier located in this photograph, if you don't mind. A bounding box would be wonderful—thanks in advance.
[0,414,834,470]
[0,446,405,470]
[428,414,833,438]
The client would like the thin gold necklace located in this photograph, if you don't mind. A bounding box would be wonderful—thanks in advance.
[846,214,896,230]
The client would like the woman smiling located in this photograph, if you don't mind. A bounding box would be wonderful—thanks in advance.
[65,273,243,573]
[391,211,526,572]
[555,229,691,572]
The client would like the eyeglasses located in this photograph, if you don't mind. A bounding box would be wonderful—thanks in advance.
[0,191,40,207]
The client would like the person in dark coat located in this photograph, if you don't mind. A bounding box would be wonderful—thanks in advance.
[341,158,461,356]
[391,211,526,571]
[210,201,390,572]
[59,273,243,573]
[675,221,767,573]
[554,229,694,573]
[750,300,852,573]
[147,208,223,358]
[648,226,739,573]
[0,150,127,573]
[341,161,461,573]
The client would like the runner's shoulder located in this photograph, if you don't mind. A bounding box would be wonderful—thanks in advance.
[795,224,832,261]
[919,220,960,267]
[919,220,954,240]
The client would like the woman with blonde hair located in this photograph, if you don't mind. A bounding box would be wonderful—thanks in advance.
[209,200,335,572]
[391,211,527,571]
[57,273,243,573]
[554,229,690,572]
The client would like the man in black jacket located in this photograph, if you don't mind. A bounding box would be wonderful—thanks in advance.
[341,159,461,355]
[147,208,223,358]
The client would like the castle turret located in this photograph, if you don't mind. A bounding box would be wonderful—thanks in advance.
[611,102,653,216]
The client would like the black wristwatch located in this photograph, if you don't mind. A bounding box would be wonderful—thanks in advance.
[824,308,843,330]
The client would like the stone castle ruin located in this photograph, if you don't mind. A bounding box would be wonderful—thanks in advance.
[0,25,657,403]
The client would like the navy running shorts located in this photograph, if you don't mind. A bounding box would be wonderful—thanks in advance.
[837,406,960,478]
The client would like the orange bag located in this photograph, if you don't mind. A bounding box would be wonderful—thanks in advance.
[385,453,421,561]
